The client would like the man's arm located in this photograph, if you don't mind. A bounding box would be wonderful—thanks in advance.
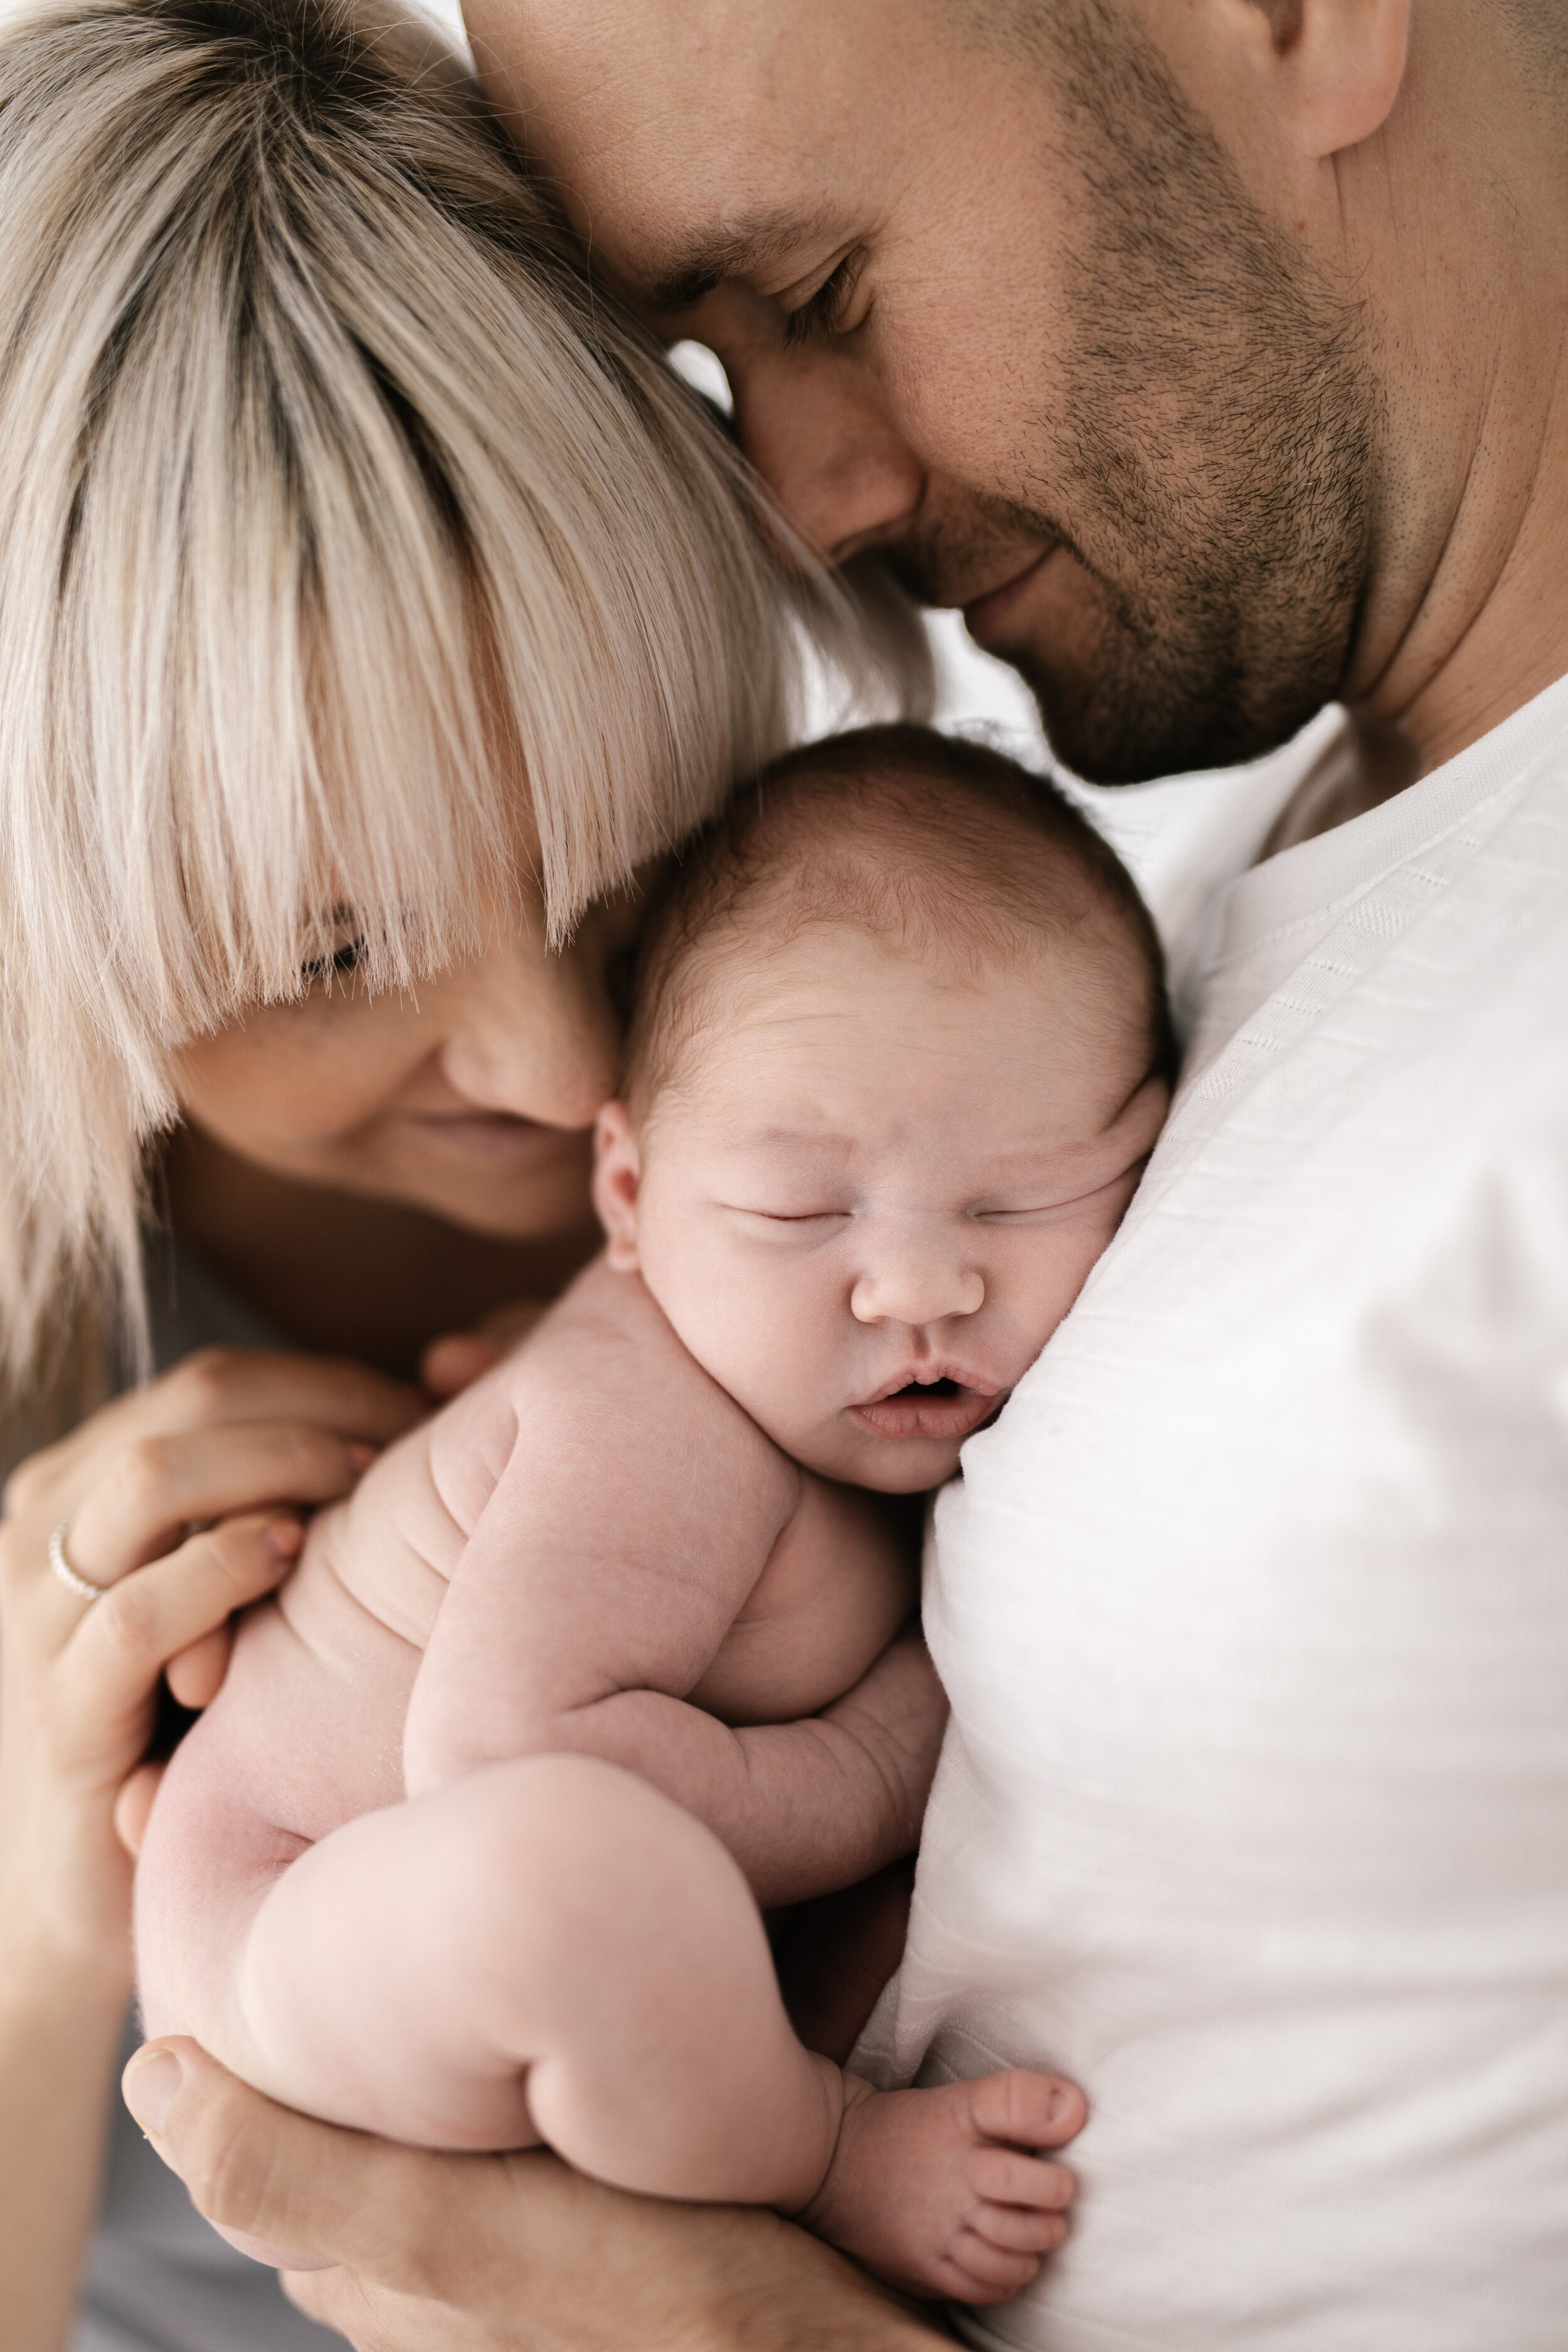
[124,2039,959,2352]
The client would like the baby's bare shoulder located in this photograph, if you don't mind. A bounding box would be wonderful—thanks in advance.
[434,1255,798,1535]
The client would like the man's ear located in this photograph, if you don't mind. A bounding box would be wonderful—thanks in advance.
[592,1100,642,1271]
[1226,0,1411,157]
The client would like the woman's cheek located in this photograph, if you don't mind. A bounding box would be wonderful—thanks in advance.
[175,1007,420,1148]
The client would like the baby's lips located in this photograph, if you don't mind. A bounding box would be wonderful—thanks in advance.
[850,1382,1004,1444]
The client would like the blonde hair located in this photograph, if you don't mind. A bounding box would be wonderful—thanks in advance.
[0,0,926,1404]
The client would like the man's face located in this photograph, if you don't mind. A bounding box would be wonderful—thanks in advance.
[468,0,1379,783]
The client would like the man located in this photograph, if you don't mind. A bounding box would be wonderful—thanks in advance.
[130,3,1568,2344]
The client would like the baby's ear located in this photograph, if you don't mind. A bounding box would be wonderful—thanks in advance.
[592,1100,642,1271]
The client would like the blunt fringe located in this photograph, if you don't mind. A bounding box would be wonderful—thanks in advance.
[0,0,925,1405]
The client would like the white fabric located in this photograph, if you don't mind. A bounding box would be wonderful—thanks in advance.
[862,674,1568,2349]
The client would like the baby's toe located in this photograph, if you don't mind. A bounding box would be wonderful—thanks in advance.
[968,2066,1086,2150]
[970,2197,1071,2255]
[971,2144,1076,2212]
[941,2229,1042,2304]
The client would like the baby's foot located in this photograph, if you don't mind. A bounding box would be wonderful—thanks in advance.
[797,2066,1086,2305]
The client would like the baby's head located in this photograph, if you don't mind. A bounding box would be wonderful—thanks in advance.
[594,726,1172,1493]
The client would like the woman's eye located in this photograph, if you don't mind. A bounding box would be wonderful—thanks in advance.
[782,250,869,350]
[299,936,365,987]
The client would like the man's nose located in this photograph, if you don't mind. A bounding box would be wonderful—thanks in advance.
[729,346,924,564]
[850,1239,985,1331]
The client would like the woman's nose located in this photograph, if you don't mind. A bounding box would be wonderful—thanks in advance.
[850,1243,985,1331]
[438,929,619,1130]
[728,346,925,565]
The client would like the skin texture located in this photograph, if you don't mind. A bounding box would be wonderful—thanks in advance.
[125,2036,960,2352]
[169,872,640,1368]
[137,861,1158,2299]
[0,1350,422,2352]
[111,3,1568,2344]
[0,833,632,2346]
[467,0,1568,794]
[595,926,1166,1491]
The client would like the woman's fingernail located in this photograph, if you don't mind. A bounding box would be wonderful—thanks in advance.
[123,2047,183,2136]
[348,1443,377,1472]
[266,1520,304,1559]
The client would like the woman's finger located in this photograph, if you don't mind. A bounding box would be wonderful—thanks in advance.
[420,1333,505,1400]
[114,1346,422,1446]
[419,1300,548,1399]
[166,1623,233,1710]
[114,1761,166,1858]
[2,1347,420,1530]
[60,1517,302,1749]
[60,1422,373,1587]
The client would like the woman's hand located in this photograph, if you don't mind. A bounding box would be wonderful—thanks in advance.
[125,2037,957,2351]
[420,1298,554,1401]
[0,1345,421,1993]
[0,1345,422,2352]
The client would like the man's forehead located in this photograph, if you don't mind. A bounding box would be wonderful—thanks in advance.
[466,0,908,272]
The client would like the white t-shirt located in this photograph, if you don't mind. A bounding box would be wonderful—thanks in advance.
[862,675,1568,2349]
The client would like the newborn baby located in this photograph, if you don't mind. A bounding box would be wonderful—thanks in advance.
[136,724,1171,2304]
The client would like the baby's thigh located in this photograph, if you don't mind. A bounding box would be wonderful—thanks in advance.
[235,1752,709,2150]
[134,1709,306,2051]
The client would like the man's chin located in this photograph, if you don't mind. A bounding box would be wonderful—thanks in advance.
[960,549,1241,784]
[982,613,1327,788]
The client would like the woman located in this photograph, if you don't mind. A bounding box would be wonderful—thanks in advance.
[0,2,920,2345]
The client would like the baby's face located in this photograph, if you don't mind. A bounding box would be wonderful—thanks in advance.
[596,919,1167,1492]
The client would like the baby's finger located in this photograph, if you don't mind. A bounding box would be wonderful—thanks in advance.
[166,1623,233,1710]
[63,1422,372,1586]
[61,1517,302,1745]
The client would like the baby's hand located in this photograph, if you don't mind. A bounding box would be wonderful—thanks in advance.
[0,1345,416,1990]
[817,1626,950,1863]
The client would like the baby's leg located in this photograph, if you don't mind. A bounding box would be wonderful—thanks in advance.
[231,1753,846,2203]
[230,1754,1084,2299]
[802,2069,1086,2305]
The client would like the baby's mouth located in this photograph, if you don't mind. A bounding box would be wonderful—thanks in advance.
[850,1372,1004,1446]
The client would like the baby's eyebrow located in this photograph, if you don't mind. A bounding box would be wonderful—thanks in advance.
[721,1124,855,1156]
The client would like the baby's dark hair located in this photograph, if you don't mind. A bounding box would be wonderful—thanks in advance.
[623,723,1173,1116]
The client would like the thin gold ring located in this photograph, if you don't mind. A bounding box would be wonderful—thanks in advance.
[47,1523,112,1603]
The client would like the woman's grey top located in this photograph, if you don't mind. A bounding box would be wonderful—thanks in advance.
[71,1236,347,2352]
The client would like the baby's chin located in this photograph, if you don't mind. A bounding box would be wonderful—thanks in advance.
[788,1422,967,1496]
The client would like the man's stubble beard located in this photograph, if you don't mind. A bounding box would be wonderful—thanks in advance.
[908,0,1382,783]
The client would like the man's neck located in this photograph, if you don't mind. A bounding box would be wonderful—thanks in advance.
[1337,3,1568,774]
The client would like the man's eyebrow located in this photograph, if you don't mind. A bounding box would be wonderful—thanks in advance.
[642,208,837,314]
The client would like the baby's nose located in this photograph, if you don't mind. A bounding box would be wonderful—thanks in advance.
[849,1248,985,1329]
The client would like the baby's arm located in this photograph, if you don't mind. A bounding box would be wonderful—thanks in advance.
[403,1261,943,1907]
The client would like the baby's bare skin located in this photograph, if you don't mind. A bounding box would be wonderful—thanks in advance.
[137,800,1166,2304]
